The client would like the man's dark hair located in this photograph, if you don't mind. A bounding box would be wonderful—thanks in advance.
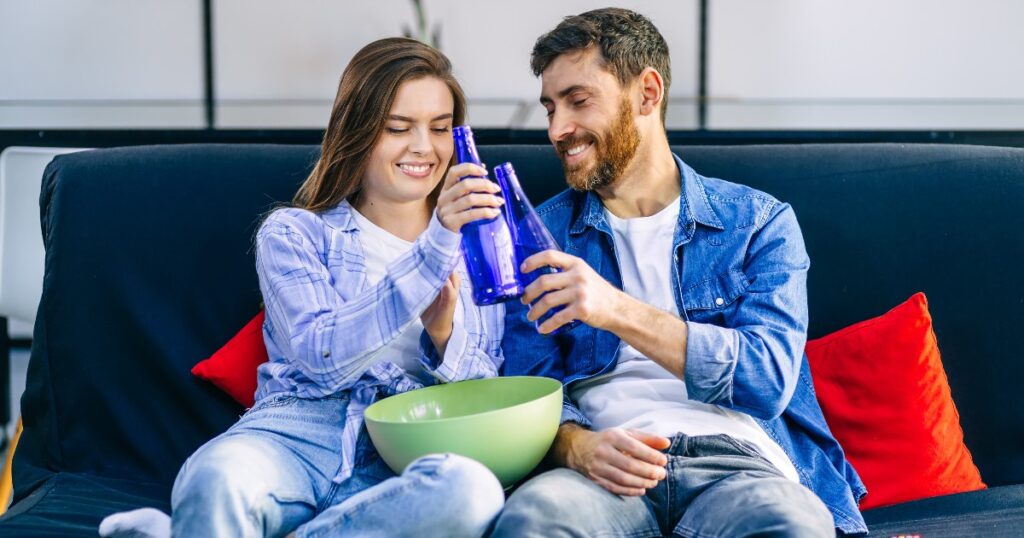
[531,8,671,122]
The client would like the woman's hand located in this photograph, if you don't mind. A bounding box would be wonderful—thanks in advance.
[436,163,504,233]
[421,271,461,357]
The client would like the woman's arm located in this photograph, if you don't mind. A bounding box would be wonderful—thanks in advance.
[257,208,460,393]
[418,299,505,383]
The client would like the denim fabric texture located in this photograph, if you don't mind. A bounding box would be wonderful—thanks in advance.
[501,154,867,534]
[493,433,834,538]
[171,394,504,537]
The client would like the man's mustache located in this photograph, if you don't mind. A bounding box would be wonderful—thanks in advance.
[555,134,597,154]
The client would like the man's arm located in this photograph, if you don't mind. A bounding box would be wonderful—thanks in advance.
[521,268,687,378]
[505,254,671,497]
[500,268,594,427]
[521,202,809,420]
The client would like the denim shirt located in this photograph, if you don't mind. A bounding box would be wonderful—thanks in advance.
[501,154,867,534]
[255,201,504,484]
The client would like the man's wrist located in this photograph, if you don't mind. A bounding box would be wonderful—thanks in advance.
[600,289,638,333]
[551,422,587,469]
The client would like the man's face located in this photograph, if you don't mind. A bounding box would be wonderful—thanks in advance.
[539,47,640,191]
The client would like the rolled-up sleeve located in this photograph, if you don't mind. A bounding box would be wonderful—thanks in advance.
[418,302,505,383]
[683,203,809,420]
[500,297,586,426]
[560,394,592,427]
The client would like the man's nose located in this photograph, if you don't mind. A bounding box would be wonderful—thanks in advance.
[548,110,576,145]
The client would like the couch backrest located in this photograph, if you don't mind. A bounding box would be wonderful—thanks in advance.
[15,143,1024,498]
[674,144,1024,489]
[15,144,317,495]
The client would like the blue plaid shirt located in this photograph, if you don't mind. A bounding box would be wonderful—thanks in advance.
[254,200,504,484]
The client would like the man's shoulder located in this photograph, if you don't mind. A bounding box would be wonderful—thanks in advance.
[534,188,584,230]
[695,172,787,231]
[697,172,780,208]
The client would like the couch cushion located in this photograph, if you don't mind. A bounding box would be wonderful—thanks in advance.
[14,145,316,498]
[191,310,267,407]
[806,292,984,509]
[864,484,1024,537]
[0,473,168,537]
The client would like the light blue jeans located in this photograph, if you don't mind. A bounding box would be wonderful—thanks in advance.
[492,433,834,538]
[170,393,504,537]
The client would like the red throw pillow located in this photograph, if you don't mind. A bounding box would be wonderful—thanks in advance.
[806,292,985,510]
[191,310,268,407]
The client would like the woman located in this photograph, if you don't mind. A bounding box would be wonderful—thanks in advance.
[100,37,506,537]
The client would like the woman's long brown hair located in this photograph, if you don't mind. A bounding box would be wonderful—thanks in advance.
[293,37,467,212]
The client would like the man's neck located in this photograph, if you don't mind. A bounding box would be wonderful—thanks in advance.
[597,137,680,219]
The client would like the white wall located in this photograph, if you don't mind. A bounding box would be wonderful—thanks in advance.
[1,0,1023,129]
[0,0,205,127]
[708,0,1024,128]
[711,0,1024,99]
[212,0,698,127]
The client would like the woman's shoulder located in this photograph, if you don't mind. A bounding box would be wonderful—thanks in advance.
[260,206,317,236]
[257,205,346,249]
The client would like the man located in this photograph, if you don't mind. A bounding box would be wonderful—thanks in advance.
[494,8,867,537]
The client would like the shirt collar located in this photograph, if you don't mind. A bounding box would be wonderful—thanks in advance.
[570,152,724,236]
[319,199,360,233]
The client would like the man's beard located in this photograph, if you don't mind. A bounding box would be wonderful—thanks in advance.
[556,98,641,192]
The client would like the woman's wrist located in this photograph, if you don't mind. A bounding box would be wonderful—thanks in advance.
[426,324,452,358]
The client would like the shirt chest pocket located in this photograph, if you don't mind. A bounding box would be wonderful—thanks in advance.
[681,270,750,324]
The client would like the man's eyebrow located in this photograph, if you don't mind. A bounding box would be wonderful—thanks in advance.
[558,85,589,98]
[386,113,453,122]
[539,85,591,105]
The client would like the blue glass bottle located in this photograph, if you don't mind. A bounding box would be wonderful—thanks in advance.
[493,162,580,335]
[452,126,523,305]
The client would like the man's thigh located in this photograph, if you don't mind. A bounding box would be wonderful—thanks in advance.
[652,435,833,538]
[674,474,833,538]
[492,468,660,538]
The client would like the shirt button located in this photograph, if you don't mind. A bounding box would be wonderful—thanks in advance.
[323,351,330,358]
[715,297,724,306]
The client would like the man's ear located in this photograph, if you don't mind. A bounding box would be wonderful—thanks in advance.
[637,67,665,118]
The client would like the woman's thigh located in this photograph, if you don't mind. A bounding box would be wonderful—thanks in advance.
[173,394,350,511]
[299,452,504,538]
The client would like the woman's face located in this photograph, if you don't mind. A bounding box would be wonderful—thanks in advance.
[361,76,455,206]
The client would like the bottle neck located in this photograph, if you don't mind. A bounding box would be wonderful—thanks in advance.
[455,145,481,165]
[453,128,481,165]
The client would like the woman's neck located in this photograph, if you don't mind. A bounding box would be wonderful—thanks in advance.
[351,196,432,242]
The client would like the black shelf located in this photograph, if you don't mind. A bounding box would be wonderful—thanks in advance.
[3,129,1024,152]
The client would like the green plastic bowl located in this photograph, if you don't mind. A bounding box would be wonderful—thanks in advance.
[364,376,562,488]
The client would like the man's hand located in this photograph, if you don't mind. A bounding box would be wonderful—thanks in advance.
[520,250,626,334]
[553,423,670,496]
[523,249,689,378]
[421,271,460,357]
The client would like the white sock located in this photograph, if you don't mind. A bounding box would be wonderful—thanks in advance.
[98,507,171,538]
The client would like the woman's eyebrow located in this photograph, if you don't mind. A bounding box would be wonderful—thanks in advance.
[387,113,454,122]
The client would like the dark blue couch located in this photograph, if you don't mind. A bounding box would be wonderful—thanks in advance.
[1,143,1022,536]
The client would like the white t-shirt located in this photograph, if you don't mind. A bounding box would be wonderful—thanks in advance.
[350,208,431,386]
[570,197,800,482]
